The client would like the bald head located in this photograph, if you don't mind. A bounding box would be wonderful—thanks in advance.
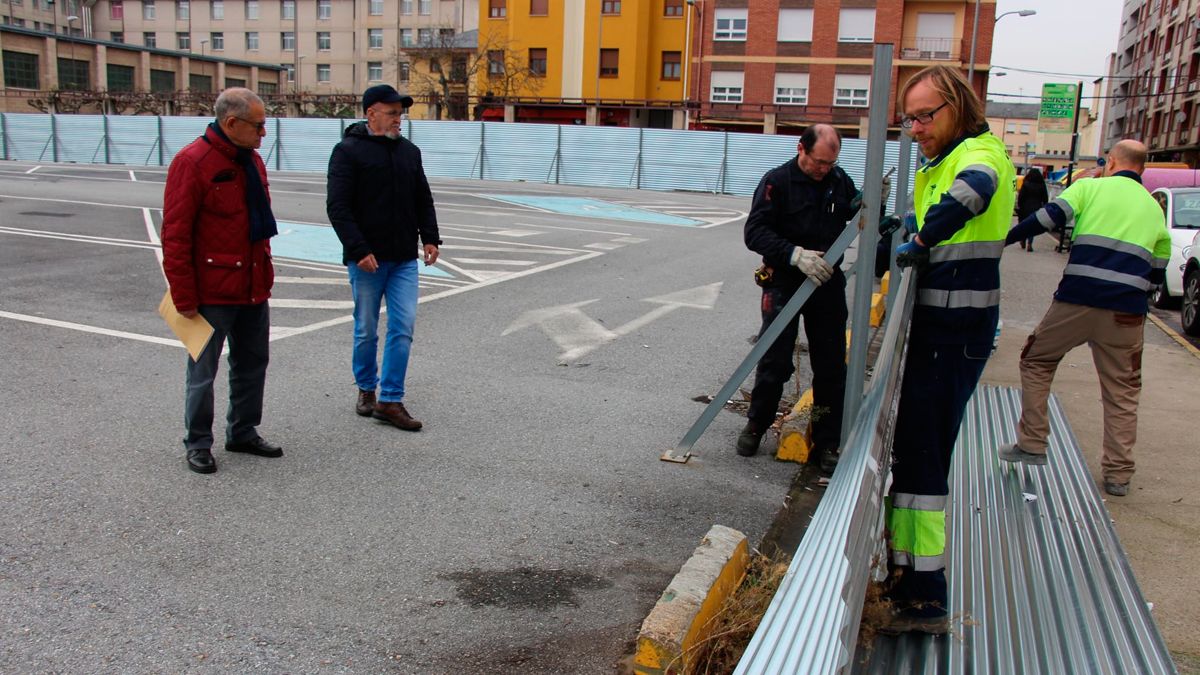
[1107,139,1148,175]
[800,123,841,154]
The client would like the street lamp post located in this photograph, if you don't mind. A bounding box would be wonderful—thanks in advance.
[967,4,1035,90]
[682,0,702,130]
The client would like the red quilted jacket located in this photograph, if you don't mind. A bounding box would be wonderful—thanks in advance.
[162,125,274,313]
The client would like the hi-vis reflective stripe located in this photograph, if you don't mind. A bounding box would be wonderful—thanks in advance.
[1037,198,1074,231]
[1152,256,1169,269]
[1074,234,1153,262]
[918,288,1002,308]
[1063,263,1153,291]
[946,163,999,215]
[892,493,947,510]
[891,550,947,572]
[928,239,1006,263]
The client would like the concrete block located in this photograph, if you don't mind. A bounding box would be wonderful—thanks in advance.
[880,270,890,295]
[870,291,886,328]
[634,525,749,675]
[776,388,814,464]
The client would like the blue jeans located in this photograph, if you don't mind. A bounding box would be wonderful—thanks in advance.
[348,259,419,403]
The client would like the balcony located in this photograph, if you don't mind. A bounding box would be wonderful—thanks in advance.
[899,37,959,61]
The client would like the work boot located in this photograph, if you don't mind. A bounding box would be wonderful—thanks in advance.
[877,607,950,636]
[1103,480,1130,497]
[736,422,765,457]
[372,401,423,431]
[998,443,1048,466]
[815,447,840,476]
[356,389,377,417]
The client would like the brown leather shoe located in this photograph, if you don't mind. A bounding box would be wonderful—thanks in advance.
[356,389,377,417]
[372,401,422,431]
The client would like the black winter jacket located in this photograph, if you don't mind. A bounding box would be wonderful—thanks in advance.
[744,158,858,288]
[327,121,440,265]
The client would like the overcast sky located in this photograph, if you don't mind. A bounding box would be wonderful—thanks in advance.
[986,0,1125,108]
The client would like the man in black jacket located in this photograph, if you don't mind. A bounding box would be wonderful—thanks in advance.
[740,124,858,473]
[327,85,441,431]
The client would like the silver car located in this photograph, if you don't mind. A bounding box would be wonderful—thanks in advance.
[1150,187,1200,308]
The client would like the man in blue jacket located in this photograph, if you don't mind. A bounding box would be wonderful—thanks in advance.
[327,85,441,431]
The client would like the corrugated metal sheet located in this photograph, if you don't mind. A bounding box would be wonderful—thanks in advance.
[852,385,1176,675]
[106,115,161,166]
[159,116,210,165]
[722,132,799,196]
[639,128,727,193]
[736,272,917,675]
[407,120,482,179]
[52,115,106,164]
[557,124,640,189]
[481,122,559,183]
[2,113,54,162]
[276,118,342,172]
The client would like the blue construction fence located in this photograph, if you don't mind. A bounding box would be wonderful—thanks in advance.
[0,113,914,198]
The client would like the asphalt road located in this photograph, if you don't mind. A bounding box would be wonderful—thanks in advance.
[0,160,807,673]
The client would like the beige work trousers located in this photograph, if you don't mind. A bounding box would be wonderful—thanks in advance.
[1016,300,1145,483]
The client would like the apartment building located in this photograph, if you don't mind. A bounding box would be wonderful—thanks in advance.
[1103,0,1200,164]
[87,0,478,99]
[0,0,93,36]
[986,100,1101,174]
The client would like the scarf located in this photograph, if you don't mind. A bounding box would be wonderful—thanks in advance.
[209,122,278,242]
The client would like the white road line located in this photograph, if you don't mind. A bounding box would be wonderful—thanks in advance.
[142,208,164,271]
[0,310,182,349]
[433,258,486,282]
[696,212,746,228]
[269,299,356,309]
[0,227,160,250]
[444,244,573,255]
[272,259,347,273]
[449,258,536,266]
[585,242,623,250]
[0,193,155,210]
[273,275,350,285]
[510,221,634,236]
[0,171,39,180]
[129,170,138,182]
[25,166,41,174]
[442,233,590,253]
[611,236,648,244]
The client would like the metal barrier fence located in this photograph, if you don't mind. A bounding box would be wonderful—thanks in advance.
[0,113,915,198]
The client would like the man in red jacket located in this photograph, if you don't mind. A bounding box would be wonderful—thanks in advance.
[161,88,282,475]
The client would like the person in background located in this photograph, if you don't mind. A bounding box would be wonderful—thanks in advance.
[1016,168,1048,251]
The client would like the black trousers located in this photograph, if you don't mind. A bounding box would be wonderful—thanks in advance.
[746,273,847,452]
[184,303,270,451]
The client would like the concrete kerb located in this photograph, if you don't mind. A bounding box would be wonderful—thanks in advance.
[633,525,749,675]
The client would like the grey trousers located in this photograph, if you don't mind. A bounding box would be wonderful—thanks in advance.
[184,303,270,451]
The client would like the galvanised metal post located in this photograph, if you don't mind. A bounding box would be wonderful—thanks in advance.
[554,125,562,184]
[50,114,59,162]
[479,122,486,180]
[888,133,913,310]
[1,114,8,161]
[635,127,643,190]
[103,114,111,164]
[840,42,893,447]
[274,117,282,172]
[157,116,165,166]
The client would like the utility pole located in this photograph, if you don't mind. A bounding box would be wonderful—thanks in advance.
[1066,80,1083,186]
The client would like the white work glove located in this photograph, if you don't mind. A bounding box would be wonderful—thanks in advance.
[790,246,833,285]
[881,176,892,204]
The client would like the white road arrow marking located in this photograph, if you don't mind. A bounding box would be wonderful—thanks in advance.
[503,282,722,361]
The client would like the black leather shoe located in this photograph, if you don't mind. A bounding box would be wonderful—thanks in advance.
[225,437,283,458]
[736,422,765,457]
[187,448,217,474]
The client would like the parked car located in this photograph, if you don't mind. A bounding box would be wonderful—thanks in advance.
[1149,187,1200,308]
[1182,230,1200,336]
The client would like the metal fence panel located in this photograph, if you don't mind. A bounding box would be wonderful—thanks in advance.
[482,123,560,183]
[639,128,728,193]
[276,117,343,172]
[2,114,54,162]
[406,120,482,179]
[53,115,107,164]
[105,115,160,166]
[558,125,640,189]
[160,116,211,165]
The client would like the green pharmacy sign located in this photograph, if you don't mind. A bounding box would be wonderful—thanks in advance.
[1038,83,1077,134]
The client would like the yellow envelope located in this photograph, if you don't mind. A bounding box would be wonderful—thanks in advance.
[158,290,215,361]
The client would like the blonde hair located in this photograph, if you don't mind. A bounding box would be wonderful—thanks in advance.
[900,65,986,138]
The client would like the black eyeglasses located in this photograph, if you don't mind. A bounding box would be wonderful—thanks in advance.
[235,117,267,131]
[900,101,949,129]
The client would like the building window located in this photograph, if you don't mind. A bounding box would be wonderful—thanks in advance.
[282,63,294,82]
[401,0,413,14]
[58,58,90,89]
[417,28,431,45]
[710,70,744,102]
[530,0,548,15]
[246,31,259,50]
[1020,123,1031,133]
[225,77,246,89]
[418,0,431,15]
[281,32,294,50]
[316,64,331,82]
[400,29,413,47]
[1006,122,1016,133]
[838,8,875,43]
[778,9,813,42]
[150,68,175,92]
[189,73,212,92]
[143,31,157,47]
[176,1,189,20]
[111,1,123,19]
[369,28,383,49]
[107,63,135,91]
[259,81,278,94]
[211,0,223,20]
[2,50,39,89]
[661,51,680,80]
[282,0,295,20]
[399,62,410,81]
[177,32,190,49]
[834,73,870,106]
[369,0,384,15]
[714,9,747,41]
[664,0,683,17]
[111,31,125,43]
[440,28,455,42]
[774,72,809,104]
[317,0,331,19]
[318,31,331,50]
[599,48,619,77]
[489,0,505,18]
[368,61,383,81]
[246,1,259,20]
[488,50,504,76]
[529,47,547,76]
[143,1,155,20]
[602,0,620,14]
[210,31,223,50]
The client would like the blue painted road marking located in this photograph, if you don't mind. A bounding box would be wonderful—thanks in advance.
[488,195,703,227]
[271,222,452,277]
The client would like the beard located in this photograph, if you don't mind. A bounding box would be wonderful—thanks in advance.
[384,129,401,140]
